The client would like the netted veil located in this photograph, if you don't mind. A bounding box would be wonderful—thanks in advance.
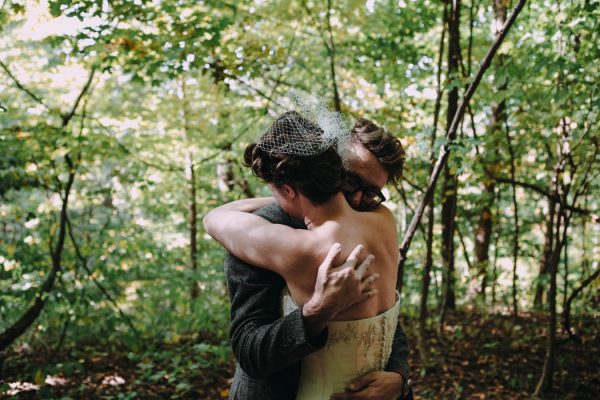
[256,90,352,156]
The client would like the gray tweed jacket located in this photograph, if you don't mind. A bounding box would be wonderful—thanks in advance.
[225,203,411,400]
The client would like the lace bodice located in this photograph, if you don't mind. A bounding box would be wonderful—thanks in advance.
[281,288,400,400]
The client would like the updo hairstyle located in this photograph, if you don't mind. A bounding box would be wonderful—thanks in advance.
[243,111,344,205]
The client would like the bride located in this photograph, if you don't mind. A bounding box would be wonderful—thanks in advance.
[204,110,400,399]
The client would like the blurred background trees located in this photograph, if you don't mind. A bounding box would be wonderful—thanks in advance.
[1,0,598,398]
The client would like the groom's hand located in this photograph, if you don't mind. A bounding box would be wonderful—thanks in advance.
[330,371,404,400]
[302,243,379,338]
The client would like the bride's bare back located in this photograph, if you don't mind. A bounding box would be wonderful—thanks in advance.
[282,198,399,321]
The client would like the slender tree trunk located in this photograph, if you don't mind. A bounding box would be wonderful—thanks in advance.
[419,3,447,368]
[473,182,494,298]
[326,0,341,111]
[0,69,94,352]
[188,157,199,299]
[396,0,527,277]
[440,0,461,326]
[503,122,520,321]
[472,0,507,302]
[562,236,569,312]
[419,203,435,367]
[535,205,566,396]
[580,197,589,278]
[535,198,556,307]
[217,160,235,192]
[0,167,74,352]
[181,80,200,300]
[535,128,571,394]
[491,217,500,312]
[397,261,405,298]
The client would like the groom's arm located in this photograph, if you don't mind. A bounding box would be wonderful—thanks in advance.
[226,204,324,378]
[227,262,328,378]
[386,321,411,377]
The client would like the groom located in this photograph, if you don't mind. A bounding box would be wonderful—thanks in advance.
[224,118,412,400]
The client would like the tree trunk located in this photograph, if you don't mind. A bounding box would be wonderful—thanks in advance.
[562,236,569,313]
[397,261,405,298]
[181,80,200,300]
[326,0,341,112]
[395,0,526,279]
[491,215,501,311]
[418,1,447,369]
[440,0,461,325]
[534,205,566,396]
[534,198,556,307]
[188,157,199,299]
[419,203,435,368]
[0,69,94,352]
[217,159,235,192]
[503,118,520,321]
[472,0,507,302]
[0,165,75,352]
[535,129,571,394]
[472,182,494,298]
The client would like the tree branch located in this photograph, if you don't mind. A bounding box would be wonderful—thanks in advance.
[65,214,139,336]
[62,68,96,126]
[398,0,528,268]
[489,174,591,216]
[0,60,52,112]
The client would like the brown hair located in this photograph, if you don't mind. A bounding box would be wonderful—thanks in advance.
[350,118,406,184]
[243,112,344,204]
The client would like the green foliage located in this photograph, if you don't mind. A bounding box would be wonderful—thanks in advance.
[0,0,598,397]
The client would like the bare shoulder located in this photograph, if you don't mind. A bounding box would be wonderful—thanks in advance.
[370,204,398,226]
[373,203,395,217]
[270,226,320,265]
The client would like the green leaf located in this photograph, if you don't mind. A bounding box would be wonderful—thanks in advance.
[49,1,62,17]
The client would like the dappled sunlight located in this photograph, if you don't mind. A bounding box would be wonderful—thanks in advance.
[10,1,104,42]
[5,381,39,396]
[101,374,126,386]
[1,0,598,399]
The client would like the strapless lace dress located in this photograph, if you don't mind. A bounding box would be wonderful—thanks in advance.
[281,288,401,400]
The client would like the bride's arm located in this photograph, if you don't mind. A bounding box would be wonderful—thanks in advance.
[203,198,312,274]
[209,197,276,213]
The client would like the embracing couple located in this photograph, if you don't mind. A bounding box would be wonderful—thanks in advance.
[204,109,412,400]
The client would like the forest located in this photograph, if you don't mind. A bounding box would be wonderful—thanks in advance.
[0,0,598,399]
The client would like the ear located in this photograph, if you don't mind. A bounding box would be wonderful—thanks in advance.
[280,184,298,199]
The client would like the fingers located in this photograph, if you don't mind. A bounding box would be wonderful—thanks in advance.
[347,372,377,391]
[361,272,380,286]
[320,242,342,272]
[355,254,374,278]
[342,244,364,269]
[359,287,379,303]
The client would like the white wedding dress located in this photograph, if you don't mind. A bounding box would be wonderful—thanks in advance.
[281,287,401,400]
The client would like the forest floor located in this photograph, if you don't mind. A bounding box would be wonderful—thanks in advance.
[1,310,598,399]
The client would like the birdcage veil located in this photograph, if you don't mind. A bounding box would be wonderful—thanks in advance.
[256,90,352,157]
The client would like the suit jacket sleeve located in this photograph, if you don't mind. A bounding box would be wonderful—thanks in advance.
[225,203,327,379]
[385,318,411,377]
